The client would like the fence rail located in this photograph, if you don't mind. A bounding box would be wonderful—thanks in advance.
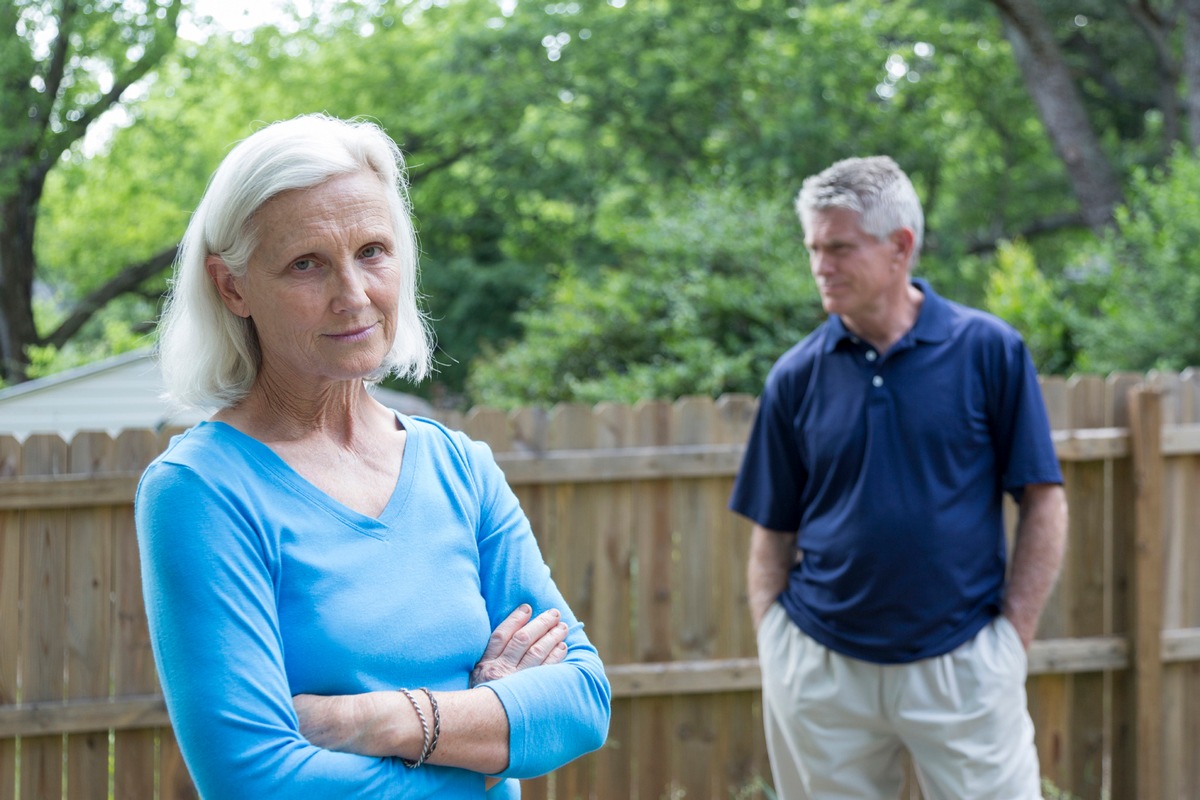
[1,368,1199,799]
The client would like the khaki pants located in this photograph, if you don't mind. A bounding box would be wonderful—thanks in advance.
[757,603,1042,800]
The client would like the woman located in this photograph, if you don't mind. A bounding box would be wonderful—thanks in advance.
[135,114,610,798]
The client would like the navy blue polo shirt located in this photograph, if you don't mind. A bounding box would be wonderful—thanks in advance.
[730,279,1062,664]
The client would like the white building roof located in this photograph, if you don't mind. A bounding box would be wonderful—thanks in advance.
[0,348,435,441]
[0,348,204,441]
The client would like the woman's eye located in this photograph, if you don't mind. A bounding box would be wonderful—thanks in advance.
[291,258,316,272]
[360,244,384,259]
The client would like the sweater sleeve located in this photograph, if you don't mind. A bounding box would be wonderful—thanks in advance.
[135,459,462,799]
[460,436,612,779]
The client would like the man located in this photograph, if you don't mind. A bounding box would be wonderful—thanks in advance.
[729,156,1067,799]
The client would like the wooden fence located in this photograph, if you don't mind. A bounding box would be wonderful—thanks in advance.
[1,369,1198,799]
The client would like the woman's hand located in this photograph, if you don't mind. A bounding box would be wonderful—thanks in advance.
[470,604,569,687]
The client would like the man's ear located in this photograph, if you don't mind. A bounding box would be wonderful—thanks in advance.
[206,256,250,318]
[889,227,916,270]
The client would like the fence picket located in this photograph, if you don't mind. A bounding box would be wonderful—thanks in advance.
[713,394,767,796]
[0,436,20,800]
[1103,373,1139,800]
[1063,376,1107,795]
[669,397,721,798]
[18,434,69,799]
[159,728,199,800]
[462,407,511,453]
[113,430,165,799]
[1129,387,1165,799]
[65,433,115,800]
[1161,368,1200,798]
[631,400,674,800]
[591,402,634,800]
[545,403,597,798]
[1182,368,1200,422]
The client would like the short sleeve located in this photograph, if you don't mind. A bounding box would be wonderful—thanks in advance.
[729,366,808,532]
[987,336,1063,496]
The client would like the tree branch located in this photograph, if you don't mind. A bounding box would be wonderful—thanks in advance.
[406,142,481,180]
[1124,1,1180,78]
[42,69,148,171]
[40,245,177,349]
[34,0,79,139]
[40,1,183,171]
[966,211,1089,255]
[988,0,1123,230]
[1184,0,1200,149]
[1125,0,1175,52]
[1123,1,1184,146]
[1062,30,1152,109]
[1136,0,1172,29]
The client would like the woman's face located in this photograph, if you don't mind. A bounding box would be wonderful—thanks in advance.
[210,171,403,391]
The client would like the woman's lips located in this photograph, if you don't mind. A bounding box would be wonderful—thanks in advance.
[326,323,378,342]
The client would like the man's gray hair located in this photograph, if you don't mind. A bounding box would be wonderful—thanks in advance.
[157,114,433,410]
[795,155,924,260]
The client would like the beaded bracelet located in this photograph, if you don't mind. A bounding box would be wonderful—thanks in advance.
[397,687,430,768]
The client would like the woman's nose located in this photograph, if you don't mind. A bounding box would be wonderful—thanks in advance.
[331,263,369,312]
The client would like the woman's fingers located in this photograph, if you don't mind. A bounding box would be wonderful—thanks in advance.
[500,608,562,664]
[472,605,568,685]
[514,617,569,669]
[478,603,534,664]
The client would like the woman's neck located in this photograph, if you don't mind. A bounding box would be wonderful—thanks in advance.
[216,373,386,447]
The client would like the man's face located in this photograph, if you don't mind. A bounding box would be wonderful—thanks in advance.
[802,207,911,321]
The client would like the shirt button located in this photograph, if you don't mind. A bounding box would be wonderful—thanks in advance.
[872,375,884,387]
[865,350,877,362]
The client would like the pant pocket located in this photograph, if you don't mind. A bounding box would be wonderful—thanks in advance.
[993,616,1029,677]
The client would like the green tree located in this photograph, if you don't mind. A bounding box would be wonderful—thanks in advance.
[0,0,183,383]
[467,0,1076,405]
[1070,146,1200,372]
[985,0,1200,228]
[468,187,816,406]
[982,239,1075,374]
[36,0,595,396]
[29,0,1198,405]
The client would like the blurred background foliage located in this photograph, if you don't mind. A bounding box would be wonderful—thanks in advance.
[5,0,1200,407]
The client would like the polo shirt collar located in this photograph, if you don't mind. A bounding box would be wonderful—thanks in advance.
[822,277,954,353]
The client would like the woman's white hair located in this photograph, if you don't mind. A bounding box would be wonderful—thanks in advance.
[795,155,925,264]
[157,113,432,410]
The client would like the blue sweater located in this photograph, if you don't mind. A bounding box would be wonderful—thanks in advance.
[136,415,610,798]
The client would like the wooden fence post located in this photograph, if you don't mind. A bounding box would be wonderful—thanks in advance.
[1128,385,1164,799]
[0,436,20,800]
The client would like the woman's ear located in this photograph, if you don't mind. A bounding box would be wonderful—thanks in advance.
[206,256,250,318]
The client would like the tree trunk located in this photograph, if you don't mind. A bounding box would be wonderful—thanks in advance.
[1184,0,1200,149]
[990,0,1124,232]
[0,193,40,384]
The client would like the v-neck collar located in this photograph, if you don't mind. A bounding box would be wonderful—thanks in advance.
[198,412,417,537]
